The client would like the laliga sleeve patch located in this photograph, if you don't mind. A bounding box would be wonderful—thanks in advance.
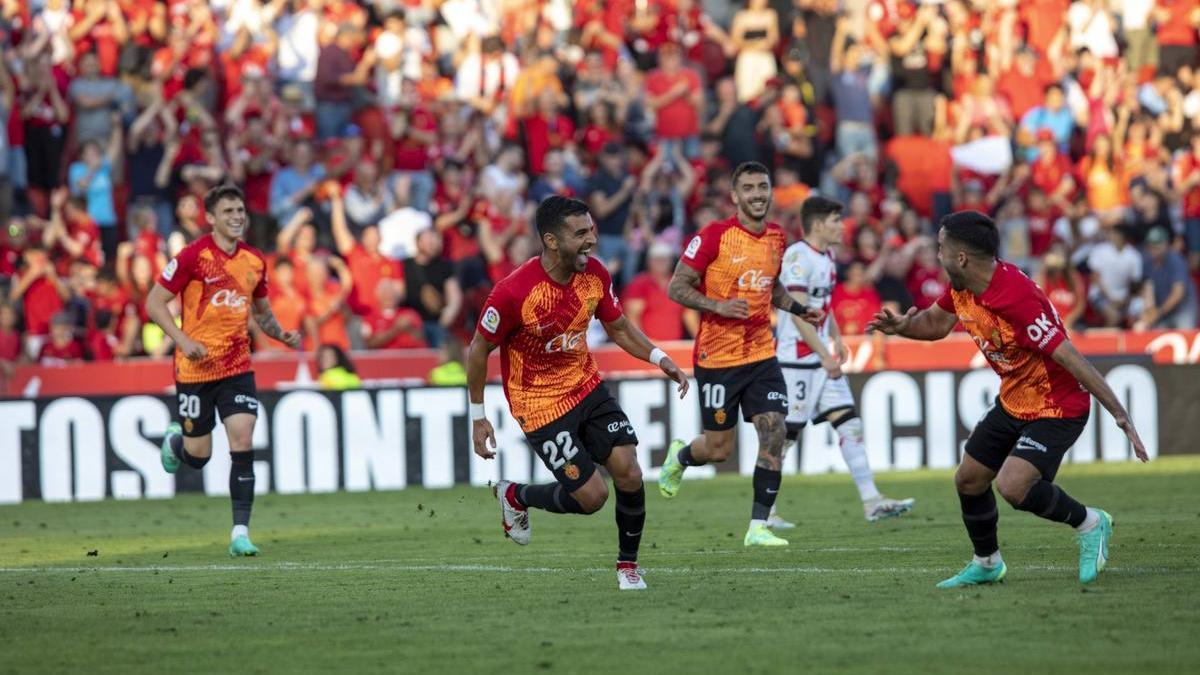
[162,257,179,281]
[481,306,501,333]
[684,235,702,259]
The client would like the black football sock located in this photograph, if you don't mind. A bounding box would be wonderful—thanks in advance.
[229,451,255,528]
[677,443,706,467]
[181,448,210,470]
[750,467,782,521]
[614,485,646,563]
[515,483,588,514]
[1014,480,1087,527]
[168,431,184,461]
[959,489,1000,557]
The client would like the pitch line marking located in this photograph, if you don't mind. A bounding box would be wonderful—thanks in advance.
[0,562,1173,575]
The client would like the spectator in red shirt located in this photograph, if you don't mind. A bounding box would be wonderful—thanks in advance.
[1035,245,1087,330]
[70,0,129,77]
[37,312,83,365]
[227,112,282,224]
[622,241,694,340]
[20,51,71,203]
[1030,129,1076,208]
[0,300,22,376]
[997,47,1050,123]
[330,190,403,316]
[522,89,576,176]
[255,257,314,354]
[1174,133,1200,269]
[1153,0,1200,75]
[120,0,167,47]
[44,190,104,276]
[361,278,425,349]
[305,254,353,351]
[388,79,438,212]
[904,238,949,309]
[1026,187,1059,258]
[644,43,704,157]
[831,260,883,336]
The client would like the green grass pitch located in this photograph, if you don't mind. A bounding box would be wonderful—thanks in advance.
[2,457,1198,674]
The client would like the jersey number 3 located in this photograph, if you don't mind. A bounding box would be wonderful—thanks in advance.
[540,431,579,469]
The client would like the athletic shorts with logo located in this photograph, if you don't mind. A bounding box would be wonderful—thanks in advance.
[175,372,260,438]
[694,357,788,431]
[781,362,856,431]
[523,384,639,491]
[965,399,1089,480]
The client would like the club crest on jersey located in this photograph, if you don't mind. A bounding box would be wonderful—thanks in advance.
[684,236,702,259]
[563,463,580,480]
[714,408,726,425]
[481,306,501,333]
[737,269,774,291]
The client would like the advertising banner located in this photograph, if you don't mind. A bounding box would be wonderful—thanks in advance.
[4,329,1199,398]
[1,364,1193,504]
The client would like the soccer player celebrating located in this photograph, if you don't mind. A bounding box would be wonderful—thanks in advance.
[148,185,302,557]
[776,196,914,523]
[658,162,819,547]
[468,196,689,591]
[867,211,1149,587]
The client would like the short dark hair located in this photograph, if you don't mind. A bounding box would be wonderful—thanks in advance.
[535,195,590,238]
[318,343,356,374]
[731,161,771,186]
[204,184,245,215]
[800,196,842,234]
[940,210,999,258]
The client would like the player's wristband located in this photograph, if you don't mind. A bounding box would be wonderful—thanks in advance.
[648,347,668,367]
[786,300,808,316]
[469,402,486,420]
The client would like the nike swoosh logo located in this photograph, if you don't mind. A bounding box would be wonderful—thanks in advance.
[766,488,778,494]
[731,256,748,264]
[205,276,222,284]
[237,476,255,482]
[624,531,642,537]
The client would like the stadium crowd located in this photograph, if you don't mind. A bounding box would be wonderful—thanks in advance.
[0,0,1198,374]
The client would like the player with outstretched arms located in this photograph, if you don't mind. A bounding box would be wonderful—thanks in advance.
[468,196,689,591]
[867,211,1149,587]
[147,185,302,557]
[776,196,914,523]
[658,162,823,547]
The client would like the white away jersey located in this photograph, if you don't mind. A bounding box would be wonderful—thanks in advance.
[776,240,836,363]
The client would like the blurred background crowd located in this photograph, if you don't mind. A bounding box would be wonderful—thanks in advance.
[0,0,1198,376]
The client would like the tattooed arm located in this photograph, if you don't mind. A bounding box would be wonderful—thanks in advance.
[667,261,748,318]
[252,297,303,348]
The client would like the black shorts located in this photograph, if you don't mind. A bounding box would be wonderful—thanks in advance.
[523,385,639,491]
[175,372,260,438]
[965,400,1089,481]
[694,357,788,432]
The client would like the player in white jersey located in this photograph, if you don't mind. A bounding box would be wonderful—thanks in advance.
[774,196,915,523]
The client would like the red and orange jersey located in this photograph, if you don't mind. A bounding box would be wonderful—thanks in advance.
[477,257,622,432]
[681,216,786,369]
[158,234,268,384]
[937,261,1090,420]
